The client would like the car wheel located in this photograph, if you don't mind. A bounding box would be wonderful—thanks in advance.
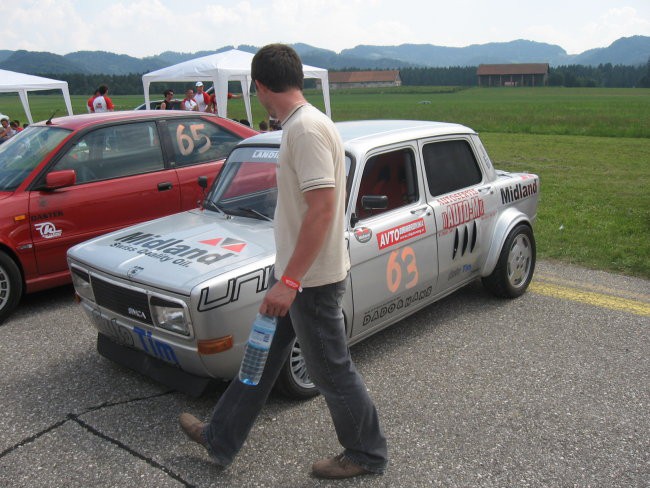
[274,337,319,399]
[482,224,536,298]
[0,252,23,324]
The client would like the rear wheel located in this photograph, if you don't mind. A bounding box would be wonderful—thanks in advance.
[482,224,536,298]
[274,337,319,400]
[0,252,23,324]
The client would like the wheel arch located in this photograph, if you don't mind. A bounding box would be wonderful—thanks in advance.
[481,209,533,278]
[0,242,25,287]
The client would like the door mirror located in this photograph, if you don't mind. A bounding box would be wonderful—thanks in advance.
[198,176,208,189]
[361,195,388,210]
[45,170,76,190]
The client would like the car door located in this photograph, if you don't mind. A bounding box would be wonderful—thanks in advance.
[29,120,181,277]
[161,117,247,211]
[347,145,438,339]
[420,137,499,292]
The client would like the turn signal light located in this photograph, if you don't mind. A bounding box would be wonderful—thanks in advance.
[198,336,233,355]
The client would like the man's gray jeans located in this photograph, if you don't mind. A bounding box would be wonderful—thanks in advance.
[202,275,388,473]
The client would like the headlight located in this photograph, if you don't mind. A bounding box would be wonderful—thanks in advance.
[71,268,95,302]
[150,296,190,336]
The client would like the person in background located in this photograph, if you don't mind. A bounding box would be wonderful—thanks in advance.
[159,89,175,110]
[182,88,199,111]
[0,117,16,143]
[92,85,114,113]
[239,119,250,126]
[178,43,388,480]
[208,89,242,114]
[193,82,211,112]
[11,120,23,132]
[87,88,99,113]
[258,120,268,132]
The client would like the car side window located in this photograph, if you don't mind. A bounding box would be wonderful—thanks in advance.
[355,148,418,219]
[165,119,240,167]
[55,122,164,184]
[422,139,482,197]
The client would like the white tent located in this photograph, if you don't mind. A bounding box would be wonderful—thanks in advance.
[142,49,331,123]
[0,69,74,124]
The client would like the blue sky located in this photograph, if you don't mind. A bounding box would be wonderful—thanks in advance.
[2,0,649,57]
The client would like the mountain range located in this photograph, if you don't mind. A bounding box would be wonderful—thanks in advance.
[0,36,648,76]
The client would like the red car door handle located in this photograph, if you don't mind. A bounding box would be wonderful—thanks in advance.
[157,182,173,191]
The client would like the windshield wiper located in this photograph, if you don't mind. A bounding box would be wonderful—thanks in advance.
[203,200,227,215]
[235,207,273,221]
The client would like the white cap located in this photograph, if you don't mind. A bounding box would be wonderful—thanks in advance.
[195,81,203,87]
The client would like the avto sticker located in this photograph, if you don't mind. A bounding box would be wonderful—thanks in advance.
[34,222,62,239]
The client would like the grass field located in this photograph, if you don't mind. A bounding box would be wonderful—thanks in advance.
[1,87,648,278]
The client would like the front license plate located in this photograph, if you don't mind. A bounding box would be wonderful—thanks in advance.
[90,309,180,367]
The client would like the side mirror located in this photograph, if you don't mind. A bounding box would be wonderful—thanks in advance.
[198,176,208,189]
[361,195,388,210]
[45,170,76,190]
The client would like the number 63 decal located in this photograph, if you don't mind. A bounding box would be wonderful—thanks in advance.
[176,123,211,156]
[386,246,419,293]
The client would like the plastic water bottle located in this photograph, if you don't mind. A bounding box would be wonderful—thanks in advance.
[238,313,277,386]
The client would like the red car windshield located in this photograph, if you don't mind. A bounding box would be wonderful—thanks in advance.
[206,146,279,221]
[0,126,70,191]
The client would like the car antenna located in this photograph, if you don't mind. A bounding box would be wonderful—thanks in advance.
[45,109,59,125]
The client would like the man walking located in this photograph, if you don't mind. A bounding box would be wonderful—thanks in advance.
[179,44,388,479]
[92,85,114,113]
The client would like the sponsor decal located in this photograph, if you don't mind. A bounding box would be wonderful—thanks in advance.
[252,149,279,160]
[133,326,180,366]
[92,310,135,348]
[34,222,62,239]
[441,194,485,230]
[362,285,433,327]
[354,227,373,244]
[198,264,273,312]
[110,232,246,268]
[448,264,473,280]
[30,210,63,222]
[500,180,538,204]
[377,218,426,250]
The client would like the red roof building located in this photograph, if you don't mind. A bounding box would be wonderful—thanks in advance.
[477,63,549,87]
[327,70,402,89]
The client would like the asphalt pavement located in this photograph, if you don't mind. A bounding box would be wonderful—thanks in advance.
[0,261,648,487]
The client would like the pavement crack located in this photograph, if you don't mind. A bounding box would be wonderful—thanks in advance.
[69,414,196,488]
[1,390,195,487]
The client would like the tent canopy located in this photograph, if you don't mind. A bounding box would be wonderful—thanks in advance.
[141,49,331,123]
[0,69,74,124]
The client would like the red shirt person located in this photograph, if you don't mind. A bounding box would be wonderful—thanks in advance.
[92,85,114,113]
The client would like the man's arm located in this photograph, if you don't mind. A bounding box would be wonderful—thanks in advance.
[259,187,335,317]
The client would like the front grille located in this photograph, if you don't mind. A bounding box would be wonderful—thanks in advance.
[92,277,153,325]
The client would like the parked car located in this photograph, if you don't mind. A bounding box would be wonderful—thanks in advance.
[0,111,257,322]
[67,120,540,398]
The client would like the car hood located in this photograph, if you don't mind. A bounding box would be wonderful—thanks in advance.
[68,210,275,294]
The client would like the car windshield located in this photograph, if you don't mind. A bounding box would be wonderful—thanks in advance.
[206,146,279,220]
[0,126,71,191]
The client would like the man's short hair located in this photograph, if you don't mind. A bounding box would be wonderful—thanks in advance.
[98,84,108,95]
[251,44,303,93]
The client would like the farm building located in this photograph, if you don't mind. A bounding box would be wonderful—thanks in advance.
[477,64,549,87]
[326,70,402,89]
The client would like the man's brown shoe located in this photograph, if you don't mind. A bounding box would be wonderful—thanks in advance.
[312,454,373,479]
[179,413,209,449]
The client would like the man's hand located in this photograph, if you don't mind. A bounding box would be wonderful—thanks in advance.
[260,282,297,317]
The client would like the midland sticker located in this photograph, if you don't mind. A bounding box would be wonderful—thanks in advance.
[376,218,426,250]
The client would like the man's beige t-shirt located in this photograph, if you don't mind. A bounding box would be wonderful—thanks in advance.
[274,104,350,287]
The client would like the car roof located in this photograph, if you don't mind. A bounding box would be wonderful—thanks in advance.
[238,119,476,151]
[30,110,240,131]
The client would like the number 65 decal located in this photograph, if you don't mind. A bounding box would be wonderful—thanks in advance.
[386,246,419,293]
[176,123,211,156]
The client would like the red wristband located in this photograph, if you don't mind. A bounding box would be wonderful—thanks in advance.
[281,275,302,292]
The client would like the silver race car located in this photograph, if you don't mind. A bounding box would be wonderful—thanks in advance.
[68,120,539,398]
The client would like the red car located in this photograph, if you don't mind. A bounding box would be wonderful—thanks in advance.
[0,111,257,322]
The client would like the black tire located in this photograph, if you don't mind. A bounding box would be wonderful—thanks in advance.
[482,224,536,298]
[0,251,23,324]
[274,337,320,400]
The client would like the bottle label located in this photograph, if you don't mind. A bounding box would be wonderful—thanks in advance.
[248,326,273,349]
